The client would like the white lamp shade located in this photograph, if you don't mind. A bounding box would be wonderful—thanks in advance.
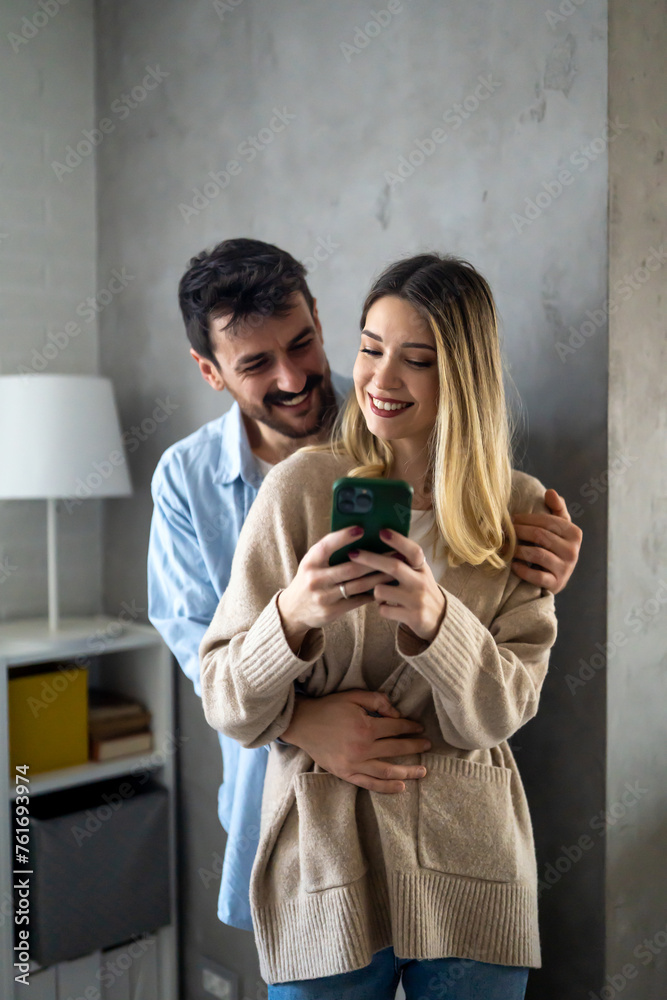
[0,374,132,499]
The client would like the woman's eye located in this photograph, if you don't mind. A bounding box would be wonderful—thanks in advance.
[360,346,431,369]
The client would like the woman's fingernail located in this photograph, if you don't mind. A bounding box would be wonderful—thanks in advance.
[348,549,359,558]
[350,526,364,537]
[418,767,427,776]
[380,529,392,540]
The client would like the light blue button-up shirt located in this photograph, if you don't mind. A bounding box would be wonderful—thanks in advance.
[147,372,352,931]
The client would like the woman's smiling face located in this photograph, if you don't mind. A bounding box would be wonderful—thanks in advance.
[353,295,440,449]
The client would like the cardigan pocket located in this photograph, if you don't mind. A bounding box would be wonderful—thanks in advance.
[294,771,368,893]
[417,753,518,883]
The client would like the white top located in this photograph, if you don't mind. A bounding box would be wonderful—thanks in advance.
[408,507,447,581]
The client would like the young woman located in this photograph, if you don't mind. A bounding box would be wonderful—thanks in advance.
[199,254,558,1000]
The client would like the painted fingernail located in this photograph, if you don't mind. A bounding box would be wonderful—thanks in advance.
[380,529,392,540]
[348,549,360,558]
[350,526,364,537]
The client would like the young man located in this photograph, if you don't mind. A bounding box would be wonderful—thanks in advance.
[147,238,582,932]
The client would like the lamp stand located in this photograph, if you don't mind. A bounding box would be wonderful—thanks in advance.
[47,497,59,633]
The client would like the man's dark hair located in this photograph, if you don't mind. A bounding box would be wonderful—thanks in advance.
[178,238,315,368]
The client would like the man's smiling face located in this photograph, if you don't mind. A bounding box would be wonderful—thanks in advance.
[201,293,337,440]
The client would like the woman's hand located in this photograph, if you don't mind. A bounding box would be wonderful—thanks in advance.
[348,528,446,643]
[277,525,397,653]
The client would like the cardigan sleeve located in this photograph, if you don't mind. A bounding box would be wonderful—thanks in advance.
[397,583,556,749]
[198,461,325,749]
[396,478,558,750]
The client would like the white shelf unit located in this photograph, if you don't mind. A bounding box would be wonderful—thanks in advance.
[0,616,179,1000]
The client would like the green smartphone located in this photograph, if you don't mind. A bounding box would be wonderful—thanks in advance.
[329,477,414,568]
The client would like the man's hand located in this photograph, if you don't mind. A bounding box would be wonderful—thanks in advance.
[280,689,431,793]
[511,488,583,595]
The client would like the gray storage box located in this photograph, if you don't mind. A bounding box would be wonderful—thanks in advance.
[16,776,170,967]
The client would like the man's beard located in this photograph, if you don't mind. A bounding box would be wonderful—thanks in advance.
[242,372,338,440]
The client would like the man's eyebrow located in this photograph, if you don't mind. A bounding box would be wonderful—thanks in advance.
[361,329,437,352]
[234,326,315,369]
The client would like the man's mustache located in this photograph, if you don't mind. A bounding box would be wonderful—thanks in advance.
[265,375,323,406]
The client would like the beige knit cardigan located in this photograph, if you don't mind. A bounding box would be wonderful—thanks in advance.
[199,449,558,984]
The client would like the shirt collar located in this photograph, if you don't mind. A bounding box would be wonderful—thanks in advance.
[212,401,254,487]
[214,371,352,489]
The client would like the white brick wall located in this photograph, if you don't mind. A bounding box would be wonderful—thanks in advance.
[0,0,101,620]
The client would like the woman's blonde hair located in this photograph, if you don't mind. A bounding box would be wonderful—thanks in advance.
[305,253,518,571]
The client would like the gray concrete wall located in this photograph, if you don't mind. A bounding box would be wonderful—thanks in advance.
[607,2,667,998]
[93,2,610,997]
[0,0,101,622]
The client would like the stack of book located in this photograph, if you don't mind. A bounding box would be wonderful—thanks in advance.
[88,687,153,762]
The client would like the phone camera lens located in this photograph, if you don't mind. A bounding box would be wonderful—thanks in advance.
[338,487,356,513]
[355,489,373,513]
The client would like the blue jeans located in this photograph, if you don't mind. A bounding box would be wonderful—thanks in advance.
[267,946,529,999]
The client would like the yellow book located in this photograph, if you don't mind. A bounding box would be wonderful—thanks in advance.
[8,666,89,775]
